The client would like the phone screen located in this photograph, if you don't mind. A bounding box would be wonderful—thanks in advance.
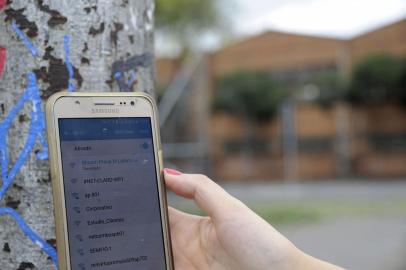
[58,117,166,270]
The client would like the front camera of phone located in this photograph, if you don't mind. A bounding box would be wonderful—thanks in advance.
[75,100,80,105]
[130,101,135,106]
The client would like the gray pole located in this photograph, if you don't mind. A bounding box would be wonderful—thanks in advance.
[335,103,351,178]
[0,0,155,268]
[281,99,298,181]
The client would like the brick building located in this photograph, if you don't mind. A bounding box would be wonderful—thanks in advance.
[156,19,406,181]
[209,19,406,79]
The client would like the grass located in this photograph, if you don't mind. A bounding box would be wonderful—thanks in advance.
[170,198,406,226]
[249,204,322,225]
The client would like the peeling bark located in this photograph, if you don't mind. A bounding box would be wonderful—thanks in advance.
[0,0,155,268]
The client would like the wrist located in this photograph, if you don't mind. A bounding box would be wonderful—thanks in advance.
[266,243,306,270]
[285,246,308,270]
[293,249,344,270]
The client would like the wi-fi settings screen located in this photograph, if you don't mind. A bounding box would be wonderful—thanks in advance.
[59,118,166,270]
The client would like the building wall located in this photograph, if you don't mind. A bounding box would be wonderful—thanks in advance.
[155,57,180,88]
[211,105,406,181]
[209,31,348,80]
[208,19,406,80]
[155,19,406,85]
[350,19,406,67]
[155,19,406,181]
[206,19,406,181]
[351,105,406,178]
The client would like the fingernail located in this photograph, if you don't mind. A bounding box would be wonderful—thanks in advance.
[164,168,182,175]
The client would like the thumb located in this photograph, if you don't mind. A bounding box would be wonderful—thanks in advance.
[163,168,244,222]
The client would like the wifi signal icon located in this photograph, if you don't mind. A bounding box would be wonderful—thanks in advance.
[76,234,83,242]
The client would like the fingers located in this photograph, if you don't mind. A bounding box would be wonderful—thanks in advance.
[164,168,244,222]
[167,206,202,230]
[167,206,194,227]
[167,207,184,228]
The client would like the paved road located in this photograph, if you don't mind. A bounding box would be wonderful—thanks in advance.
[280,216,406,270]
[168,180,406,269]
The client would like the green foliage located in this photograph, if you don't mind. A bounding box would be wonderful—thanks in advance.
[155,0,221,39]
[313,73,348,107]
[213,71,285,121]
[346,55,406,106]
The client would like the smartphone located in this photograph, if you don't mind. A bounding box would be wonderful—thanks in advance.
[46,92,173,270]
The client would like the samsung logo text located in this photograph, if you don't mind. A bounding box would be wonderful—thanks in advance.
[91,108,119,114]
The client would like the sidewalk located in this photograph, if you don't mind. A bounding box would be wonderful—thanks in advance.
[168,180,406,269]
[281,216,406,270]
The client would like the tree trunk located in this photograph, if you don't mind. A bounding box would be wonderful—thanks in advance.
[0,1,155,268]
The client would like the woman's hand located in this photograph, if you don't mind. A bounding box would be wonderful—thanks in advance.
[164,168,343,270]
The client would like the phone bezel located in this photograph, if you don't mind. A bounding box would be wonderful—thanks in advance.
[46,92,173,270]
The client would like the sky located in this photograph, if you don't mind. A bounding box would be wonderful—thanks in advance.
[233,0,406,38]
[156,0,406,57]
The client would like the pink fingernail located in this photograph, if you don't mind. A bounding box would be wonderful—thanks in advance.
[164,168,182,175]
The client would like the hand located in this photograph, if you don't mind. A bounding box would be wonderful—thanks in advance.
[164,169,344,270]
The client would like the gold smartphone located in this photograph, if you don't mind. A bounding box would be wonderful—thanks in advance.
[46,92,173,270]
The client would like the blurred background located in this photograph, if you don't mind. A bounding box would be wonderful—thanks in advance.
[154,0,406,269]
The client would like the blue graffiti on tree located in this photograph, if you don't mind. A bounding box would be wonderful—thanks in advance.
[0,71,48,198]
[11,21,39,57]
[0,21,76,268]
[64,35,75,92]
[111,53,152,91]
